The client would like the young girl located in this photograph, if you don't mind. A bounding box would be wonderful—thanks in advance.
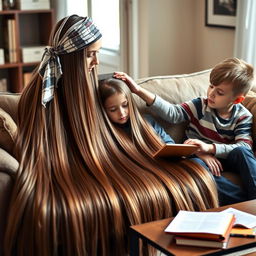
[99,77,174,145]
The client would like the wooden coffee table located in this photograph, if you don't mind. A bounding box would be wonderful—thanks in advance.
[130,200,256,256]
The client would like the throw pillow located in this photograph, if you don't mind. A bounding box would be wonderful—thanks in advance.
[0,107,17,154]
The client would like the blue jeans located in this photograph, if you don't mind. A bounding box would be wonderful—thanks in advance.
[190,146,256,206]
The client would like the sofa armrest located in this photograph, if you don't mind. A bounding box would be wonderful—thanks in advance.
[242,91,256,148]
[0,148,18,177]
[0,172,14,254]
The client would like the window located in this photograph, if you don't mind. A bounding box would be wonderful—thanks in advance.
[90,0,120,52]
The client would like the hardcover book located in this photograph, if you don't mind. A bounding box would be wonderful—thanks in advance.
[175,235,229,249]
[153,144,199,158]
[164,210,235,241]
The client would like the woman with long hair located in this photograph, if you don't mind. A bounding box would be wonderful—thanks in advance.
[4,15,218,256]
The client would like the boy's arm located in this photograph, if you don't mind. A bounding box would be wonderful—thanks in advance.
[114,72,188,123]
[187,114,253,159]
[214,114,253,159]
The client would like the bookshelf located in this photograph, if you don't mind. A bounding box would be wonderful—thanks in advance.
[0,9,54,92]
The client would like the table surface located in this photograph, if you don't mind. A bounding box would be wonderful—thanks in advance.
[130,200,256,256]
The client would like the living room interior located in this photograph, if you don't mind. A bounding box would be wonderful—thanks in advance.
[0,0,256,255]
[51,0,255,80]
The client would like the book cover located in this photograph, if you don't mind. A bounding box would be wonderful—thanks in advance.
[153,144,199,158]
[6,19,15,63]
[175,235,229,249]
[164,210,235,241]
[11,19,18,62]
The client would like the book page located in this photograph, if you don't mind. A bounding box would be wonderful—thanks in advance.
[165,210,234,235]
[222,207,256,228]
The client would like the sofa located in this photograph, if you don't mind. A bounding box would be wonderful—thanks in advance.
[0,69,255,253]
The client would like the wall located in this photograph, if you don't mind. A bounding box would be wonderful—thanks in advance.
[139,0,235,77]
[193,0,235,72]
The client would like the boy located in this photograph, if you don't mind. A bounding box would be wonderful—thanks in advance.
[114,58,256,205]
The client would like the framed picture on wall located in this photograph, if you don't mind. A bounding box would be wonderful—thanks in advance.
[205,0,237,29]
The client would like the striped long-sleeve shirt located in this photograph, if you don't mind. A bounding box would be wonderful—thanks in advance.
[150,96,253,159]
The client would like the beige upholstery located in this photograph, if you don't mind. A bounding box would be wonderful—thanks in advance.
[0,70,255,250]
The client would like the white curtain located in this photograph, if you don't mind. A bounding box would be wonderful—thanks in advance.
[234,0,256,67]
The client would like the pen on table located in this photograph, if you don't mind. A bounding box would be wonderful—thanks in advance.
[230,234,256,238]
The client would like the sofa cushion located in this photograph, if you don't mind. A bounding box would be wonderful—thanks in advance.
[0,92,20,123]
[0,172,14,254]
[0,108,17,154]
[0,148,18,176]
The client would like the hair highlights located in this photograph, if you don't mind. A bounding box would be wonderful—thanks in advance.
[4,16,218,256]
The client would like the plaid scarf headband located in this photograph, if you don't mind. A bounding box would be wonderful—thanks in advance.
[38,16,102,107]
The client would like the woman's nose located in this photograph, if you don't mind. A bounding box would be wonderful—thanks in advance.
[93,54,99,65]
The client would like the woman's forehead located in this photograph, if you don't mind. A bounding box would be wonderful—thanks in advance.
[87,38,102,51]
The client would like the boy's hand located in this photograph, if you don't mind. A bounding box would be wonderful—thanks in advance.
[113,71,156,105]
[197,153,223,176]
[184,138,215,154]
[113,72,140,93]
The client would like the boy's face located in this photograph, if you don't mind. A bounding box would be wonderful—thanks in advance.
[207,82,240,112]
[104,92,130,125]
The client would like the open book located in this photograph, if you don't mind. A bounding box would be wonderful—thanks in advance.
[221,207,256,229]
[153,144,199,158]
[164,210,235,241]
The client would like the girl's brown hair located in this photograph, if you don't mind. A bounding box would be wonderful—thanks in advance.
[4,15,218,256]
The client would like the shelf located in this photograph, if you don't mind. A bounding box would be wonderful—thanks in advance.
[0,9,53,92]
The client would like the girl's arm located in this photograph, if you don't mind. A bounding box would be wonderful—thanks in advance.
[113,72,155,105]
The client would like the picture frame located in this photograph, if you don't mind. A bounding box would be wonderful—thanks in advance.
[205,0,237,29]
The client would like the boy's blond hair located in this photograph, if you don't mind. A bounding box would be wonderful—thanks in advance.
[210,57,254,96]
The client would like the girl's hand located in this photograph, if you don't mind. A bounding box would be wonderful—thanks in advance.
[113,72,141,94]
[197,153,223,176]
[184,138,215,154]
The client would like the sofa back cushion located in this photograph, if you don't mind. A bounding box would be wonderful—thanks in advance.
[0,108,17,154]
[0,92,20,123]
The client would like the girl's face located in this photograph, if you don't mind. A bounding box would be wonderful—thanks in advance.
[104,92,130,125]
[86,39,102,72]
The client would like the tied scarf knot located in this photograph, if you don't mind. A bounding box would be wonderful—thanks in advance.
[39,46,63,107]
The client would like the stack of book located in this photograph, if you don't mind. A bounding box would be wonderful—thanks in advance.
[165,210,235,248]
[164,209,256,249]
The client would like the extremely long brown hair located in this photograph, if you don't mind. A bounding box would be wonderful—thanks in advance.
[4,15,218,256]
